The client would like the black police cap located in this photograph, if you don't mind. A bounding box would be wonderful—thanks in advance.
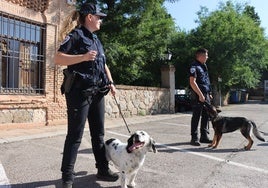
[79,3,107,17]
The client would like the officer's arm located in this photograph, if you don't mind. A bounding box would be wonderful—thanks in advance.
[105,64,114,84]
[54,51,96,66]
[190,76,205,102]
[105,64,116,96]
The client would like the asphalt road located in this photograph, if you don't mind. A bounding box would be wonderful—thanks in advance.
[1,101,268,188]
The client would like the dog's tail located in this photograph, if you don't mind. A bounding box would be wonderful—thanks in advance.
[251,121,265,142]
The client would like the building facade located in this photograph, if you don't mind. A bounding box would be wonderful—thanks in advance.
[0,0,70,127]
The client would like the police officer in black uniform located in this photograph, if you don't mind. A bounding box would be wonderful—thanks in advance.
[189,48,212,146]
[54,2,118,188]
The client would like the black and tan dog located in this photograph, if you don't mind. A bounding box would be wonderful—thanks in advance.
[203,102,265,150]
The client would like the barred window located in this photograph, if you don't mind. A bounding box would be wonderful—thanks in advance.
[0,12,45,94]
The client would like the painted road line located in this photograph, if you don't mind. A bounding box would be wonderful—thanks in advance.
[107,131,130,138]
[107,131,268,175]
[158,143,268,175]
[162,122,189,126]
[0,163,10,188]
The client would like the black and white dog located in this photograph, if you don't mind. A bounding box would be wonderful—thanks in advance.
[105,130,157,188]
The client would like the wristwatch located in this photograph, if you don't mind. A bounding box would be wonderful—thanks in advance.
[108,81,115,86]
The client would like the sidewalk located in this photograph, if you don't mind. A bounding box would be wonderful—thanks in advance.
[0,113,185,144]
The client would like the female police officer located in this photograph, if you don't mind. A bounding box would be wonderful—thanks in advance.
[54,2,118,187]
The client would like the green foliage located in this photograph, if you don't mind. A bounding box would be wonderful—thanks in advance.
[96,0,176,86]
[243,5,261,26]
[169,32,194,88]
[175,1,268,94]
[84,0,268,90]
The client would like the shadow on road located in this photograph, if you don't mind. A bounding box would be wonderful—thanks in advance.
[10,173,119,188]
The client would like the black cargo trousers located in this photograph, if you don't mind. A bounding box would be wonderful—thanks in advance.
[61,86,108,182]
[190,92,211,141]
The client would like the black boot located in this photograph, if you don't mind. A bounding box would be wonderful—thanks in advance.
[200,132,212,143]
[190,139,201,146]
[96,168,119,182]
[190,134,200,146]
[62,181,73,188]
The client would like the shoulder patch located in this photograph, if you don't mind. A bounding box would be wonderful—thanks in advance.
[190,67,196,74]
[61,35,71,45]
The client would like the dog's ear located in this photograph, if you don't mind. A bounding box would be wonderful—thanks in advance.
[126,134,135,153]
[203,101,219,118]
[150,138,157,153]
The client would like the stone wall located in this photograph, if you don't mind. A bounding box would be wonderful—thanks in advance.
[0,85,170,127]
[0,109,46,124]
[105,85,170,118]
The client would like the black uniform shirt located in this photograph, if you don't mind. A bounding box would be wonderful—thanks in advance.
[189,60,211,93]
[58,26,108,85]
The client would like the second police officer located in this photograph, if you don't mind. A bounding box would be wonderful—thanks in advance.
[189,48,213,146]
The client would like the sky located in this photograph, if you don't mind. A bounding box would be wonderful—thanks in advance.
[164,0,268,36]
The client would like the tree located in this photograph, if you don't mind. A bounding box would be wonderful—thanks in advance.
[243,5,261,26]
[169,31,193,89]
[94,0,177,86]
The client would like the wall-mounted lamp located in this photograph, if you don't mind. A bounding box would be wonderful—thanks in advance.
[165,48,172,61]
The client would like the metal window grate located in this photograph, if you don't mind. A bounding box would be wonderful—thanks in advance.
[0,11,46,95]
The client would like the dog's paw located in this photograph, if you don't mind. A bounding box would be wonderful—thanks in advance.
[244,146,251,150]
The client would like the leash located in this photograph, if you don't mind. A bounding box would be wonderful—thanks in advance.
[113,95,131,134]
[84,86,132,134]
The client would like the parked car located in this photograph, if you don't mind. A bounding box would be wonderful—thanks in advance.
[175,94,192,112]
